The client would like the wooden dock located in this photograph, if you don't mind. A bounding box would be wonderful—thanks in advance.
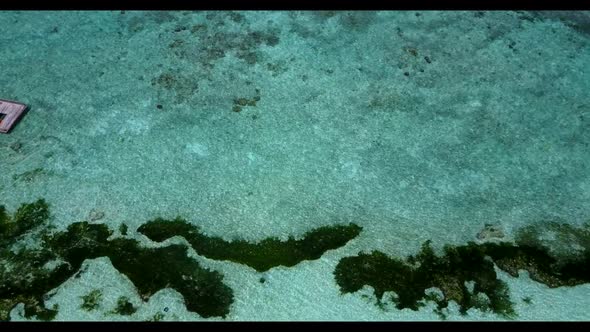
[0,99,28,134]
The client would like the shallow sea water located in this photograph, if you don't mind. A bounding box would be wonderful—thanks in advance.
[0,11,589,321]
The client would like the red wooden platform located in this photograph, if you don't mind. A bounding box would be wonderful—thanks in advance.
[0,99,28,134]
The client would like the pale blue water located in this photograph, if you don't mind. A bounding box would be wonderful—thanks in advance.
[0,11,589,321]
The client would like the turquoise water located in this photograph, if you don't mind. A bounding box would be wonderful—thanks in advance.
[0,11,589,321]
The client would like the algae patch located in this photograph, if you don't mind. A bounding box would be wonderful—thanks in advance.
[138,217,362,272]
[80,289,102,311]
[335,224,590,318]
[334,241,515,318]
[45,222,234,318]
[1,199,361,320]
[0,199,50,240]
[0,200,234,320]
[0,200,66,321]
[474,221,590,289]
[113,296,136,315]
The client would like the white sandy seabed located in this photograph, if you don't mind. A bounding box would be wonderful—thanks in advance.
[1,11,590,321]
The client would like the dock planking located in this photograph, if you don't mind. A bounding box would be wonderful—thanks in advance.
[0,99,28,134]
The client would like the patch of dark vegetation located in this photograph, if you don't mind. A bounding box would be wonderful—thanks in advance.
[1,200,67,321]
[81,289,102,311]
[0,206,9,236]
[516,221,590,259]
[480,243,567,287]
[334,241,516,318]
[335,222,590,318]
[119,223,128,236]
[0,201,233,320]
[138,218,362,272]
[0,199,49,241]
[7,198,586,320]
[114,296,136,315]
[491,221,590,287]
[45,222,234,318]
